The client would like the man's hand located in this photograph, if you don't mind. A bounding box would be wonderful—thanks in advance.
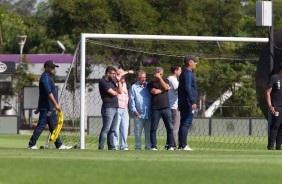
[154,73,162,80]
[34,108,39,114]
[269,106,276,115]
[55,104,62,112]
[192,104,197,110]
[134,111,140,117]
[128,70,134,74]
[115,75,121,82]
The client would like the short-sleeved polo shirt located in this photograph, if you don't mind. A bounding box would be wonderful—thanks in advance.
[99,76,119,108]
[148,79,170,109]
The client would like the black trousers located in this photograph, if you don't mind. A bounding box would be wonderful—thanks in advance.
[268,106,282,149]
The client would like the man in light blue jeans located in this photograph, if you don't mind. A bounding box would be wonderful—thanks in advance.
[113,69,134,150]
[129,70,151,150]
[98,66,122,150]
[115,108,130,150]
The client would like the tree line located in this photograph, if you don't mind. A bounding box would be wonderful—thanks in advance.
[1,0,281,117]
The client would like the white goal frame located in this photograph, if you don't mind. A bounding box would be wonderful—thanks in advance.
[79,33,269,149]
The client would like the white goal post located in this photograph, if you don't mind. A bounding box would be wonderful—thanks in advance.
[79,33,269,149]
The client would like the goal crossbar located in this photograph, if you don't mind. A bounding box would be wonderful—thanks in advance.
[79,33,269,149]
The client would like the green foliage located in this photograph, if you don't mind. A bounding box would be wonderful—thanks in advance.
[2,0,282,117]
[0,7,27,54]
[108,0,159,34]
[47,0,112,38]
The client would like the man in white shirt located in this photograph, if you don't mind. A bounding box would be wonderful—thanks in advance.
[167,65,182,148]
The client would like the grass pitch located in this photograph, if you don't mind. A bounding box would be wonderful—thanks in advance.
[1,133,282,184]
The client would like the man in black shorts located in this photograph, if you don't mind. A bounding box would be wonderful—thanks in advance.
[266,63,282,150]
[148,67,175,150]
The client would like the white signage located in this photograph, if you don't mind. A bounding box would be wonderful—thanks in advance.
[0,62,7,73]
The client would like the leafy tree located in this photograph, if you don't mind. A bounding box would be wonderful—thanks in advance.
[47,0,113,40]
[0,7,27,54]
[3,0,282,117]
[108,0,159,34]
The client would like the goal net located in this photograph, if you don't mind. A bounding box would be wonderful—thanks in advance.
[58,34,268,150]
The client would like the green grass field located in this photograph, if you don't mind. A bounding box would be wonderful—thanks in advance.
[1,133,282,184]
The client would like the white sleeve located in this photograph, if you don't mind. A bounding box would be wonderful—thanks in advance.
[168,76,179,90]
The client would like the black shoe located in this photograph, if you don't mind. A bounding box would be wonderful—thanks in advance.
[267,146,274,150]
[164,144,169,150]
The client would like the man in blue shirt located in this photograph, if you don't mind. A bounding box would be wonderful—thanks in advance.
[129,70,151,150]
[28,60,72,149]
[178,55,198,151]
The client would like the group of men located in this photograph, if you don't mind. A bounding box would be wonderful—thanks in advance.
[26,54,198,150]
[26,51,282,151]
[98,55,198,150]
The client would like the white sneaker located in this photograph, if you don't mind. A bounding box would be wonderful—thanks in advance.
[183,145,193,151]
[28,145,38,149]
[58,145,73,149]
[121,148,129,150]
[167,147,175,151]
[151,148,158,151]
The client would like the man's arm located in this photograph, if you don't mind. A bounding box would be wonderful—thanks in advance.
[48,93,61,111]
[184,71,197,110]
[107,81,122,95]
[128,86,139,117]
[116,81,122,94]
[119,70,134,77]
[150,88,163,95]
[266,87,275,115]
[155,73,170,90]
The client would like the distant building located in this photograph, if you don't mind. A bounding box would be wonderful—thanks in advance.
[0,54,73,80]
[0,54,106,118]
[0,54,73,117]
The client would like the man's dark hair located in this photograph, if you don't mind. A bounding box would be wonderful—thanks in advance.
[170,65,180,73]
[105,66,116,74]
[184,55,198,66]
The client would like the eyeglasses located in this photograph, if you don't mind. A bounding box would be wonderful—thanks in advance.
[108,72,116,75]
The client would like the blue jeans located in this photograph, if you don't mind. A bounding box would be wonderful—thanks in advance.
[28,110,62,148]
[134,117,151,150]
[178,107,194,148]
[113,108,129,150]
[150,108,174,149]
[98,107,118,150]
